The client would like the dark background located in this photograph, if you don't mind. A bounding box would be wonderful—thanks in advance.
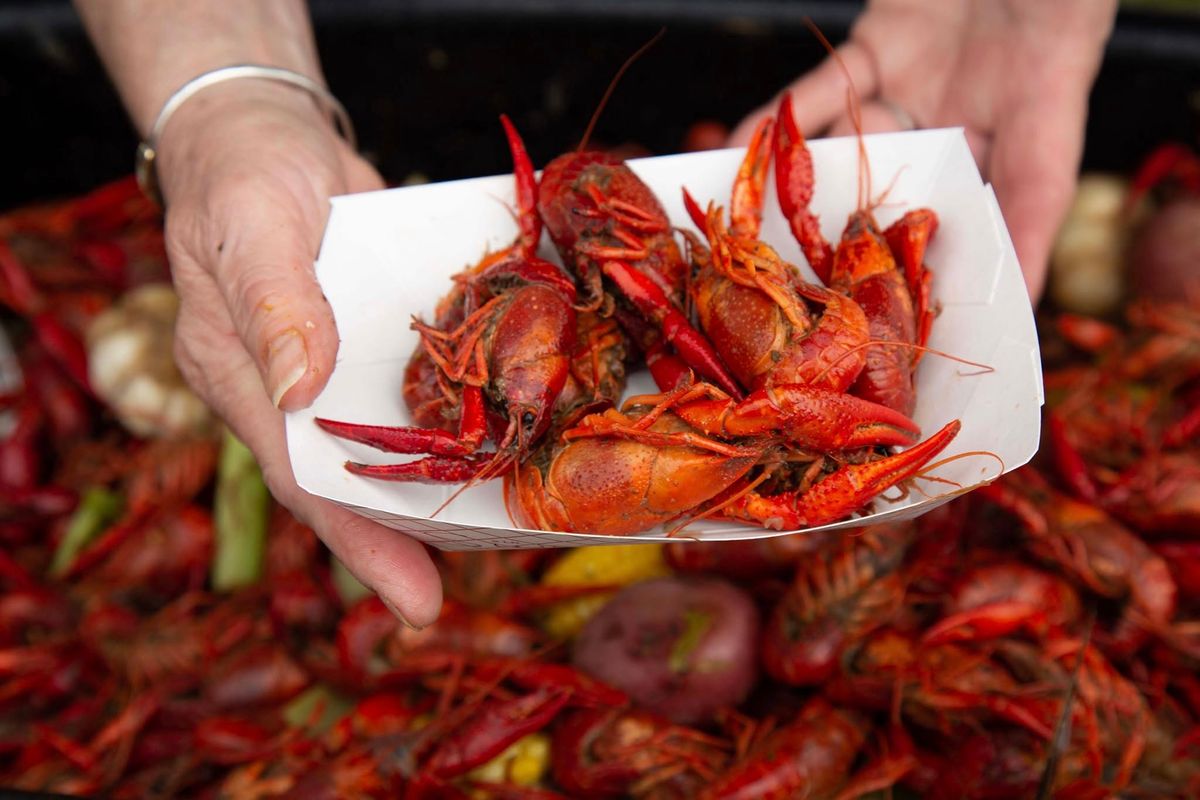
[1,0,1198,211]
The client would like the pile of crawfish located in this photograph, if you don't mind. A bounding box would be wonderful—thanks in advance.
[6,138,1200,798]
[316,95,961,535]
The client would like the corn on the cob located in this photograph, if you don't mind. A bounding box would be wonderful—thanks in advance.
[466,732,551,789]
[539,544,671,638]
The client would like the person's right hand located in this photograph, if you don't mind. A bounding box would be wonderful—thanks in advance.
[156,79,443,628]
[730,0,1117,302]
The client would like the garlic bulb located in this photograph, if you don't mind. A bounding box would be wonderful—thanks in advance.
[1049,174,1130,316]
[87,283,213,438]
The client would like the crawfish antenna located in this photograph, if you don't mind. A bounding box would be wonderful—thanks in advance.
[578,27,667,153]
[1034,608,1096,800]
[803,18,872,211]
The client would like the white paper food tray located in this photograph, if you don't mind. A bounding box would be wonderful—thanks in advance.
[286,128,1043,550]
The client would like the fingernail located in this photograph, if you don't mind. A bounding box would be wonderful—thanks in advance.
[381,596,424,631]
[267,329,308,408]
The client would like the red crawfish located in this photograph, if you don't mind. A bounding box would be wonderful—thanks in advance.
[699,698,912,800]
[775,92,936,416]
[0,179,150,395]
[921,560,1084,647]
[505,402,762,536]
[1095,451,1200,537]
[715,418,959,532]
[407,661,628,790]
[901,727,1084,800]
[551,706,731,799]
[762,522,915,686]
[681,117,871,396]
[1037,638,1153,794]
[1154,541,1200,605]
[0,343,89,524]
[76,504,214,603]
[1119,298,1200,385]
[317,116,577,485]
[334,596,539,691]
[1042,369,1160,504]
[82,591,261,692]
[56,436,219,590]
[502,116,742,398]
[505,379,956,535]
[0,175,166,399]
[826,630,1060,743]
[262,504,339,639]
[976,468,1177,659]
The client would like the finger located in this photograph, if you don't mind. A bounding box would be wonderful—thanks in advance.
[727,40,880,146]
[172,281,443,628]
[198,177,342,413]
[311,503,444,628]
[987,92,1089,303]
[824,100,914,138]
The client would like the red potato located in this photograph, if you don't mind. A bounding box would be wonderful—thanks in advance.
[1131,196,1200,302]
[572,576,759,725]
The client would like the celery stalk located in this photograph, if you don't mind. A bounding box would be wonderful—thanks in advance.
[331,557,372,606]
[49,486,123,577]
[211,428,269,591]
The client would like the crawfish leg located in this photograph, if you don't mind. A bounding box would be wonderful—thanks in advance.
[882,208,938,361]
[563,406,756,459]
[729,117,775,239]
[775,93,833,282]
[600,260,743,398]
[724,420,960,530]
[499,114,543,257]
[344,452,501,483]
[316,384,488,457]
[424,688,570,779]
[317,388,510,483]
[672,384,922,451]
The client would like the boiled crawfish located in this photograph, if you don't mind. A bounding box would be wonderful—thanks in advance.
[551,706,730,799]
[762,522,915,686]
[316,118,578,485]
[682,116,871,396]
[976,467,1177,659]
[699,698,911,800]
[503,118,742,398]
[506,378,960,535]
[775,93,935,416]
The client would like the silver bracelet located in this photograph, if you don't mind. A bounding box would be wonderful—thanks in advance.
[135,64,358,206]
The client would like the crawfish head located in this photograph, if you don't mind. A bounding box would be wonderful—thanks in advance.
[553,707,728,799]
[538,152,685,300]
[701,699,869,800]
[505,409,762,536]
[763,523,914,686]
[480,280,576,452]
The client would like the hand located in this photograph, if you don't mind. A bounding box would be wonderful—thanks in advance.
[156,80,443,628]
[730,0,1117,301]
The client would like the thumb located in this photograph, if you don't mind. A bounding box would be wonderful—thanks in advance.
[204,178,341,412]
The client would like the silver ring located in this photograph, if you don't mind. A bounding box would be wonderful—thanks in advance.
[876,97,919,132]
[136,65,357,206]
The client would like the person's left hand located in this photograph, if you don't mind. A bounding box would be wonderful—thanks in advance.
[158,81,444,628]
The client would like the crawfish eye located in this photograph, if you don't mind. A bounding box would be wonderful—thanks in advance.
[522,411,536,427]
